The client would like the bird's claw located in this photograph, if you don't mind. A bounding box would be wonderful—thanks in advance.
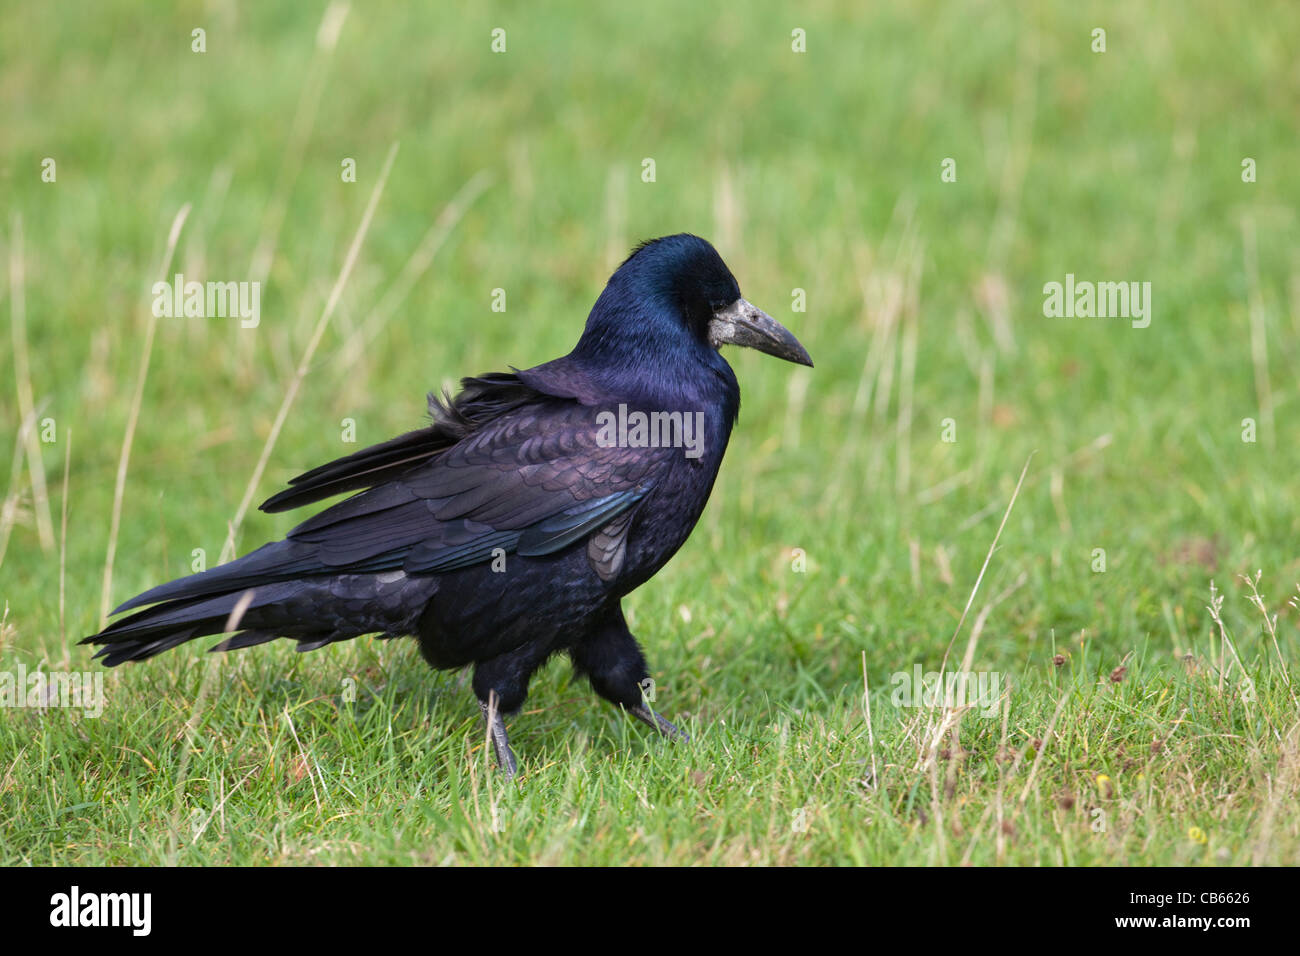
[630,704,690,742]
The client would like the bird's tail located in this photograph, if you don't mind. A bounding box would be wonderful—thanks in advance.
[81,540,425,666]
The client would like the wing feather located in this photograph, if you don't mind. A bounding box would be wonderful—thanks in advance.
[273,395,671,580]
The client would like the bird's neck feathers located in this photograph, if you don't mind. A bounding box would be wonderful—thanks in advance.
[561,286,741,421]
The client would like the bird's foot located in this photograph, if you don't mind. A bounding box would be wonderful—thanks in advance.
[629,703,690,742]
[478,695,519,778]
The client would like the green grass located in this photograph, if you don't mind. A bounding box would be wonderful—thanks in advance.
[2,0,1299,865]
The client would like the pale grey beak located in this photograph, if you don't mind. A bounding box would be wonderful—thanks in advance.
[708,299,813,367]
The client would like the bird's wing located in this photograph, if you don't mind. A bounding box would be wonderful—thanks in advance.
[281,396,674,576]
[258,372,537,514]
[111,397,674,614]
[257,425,453,514]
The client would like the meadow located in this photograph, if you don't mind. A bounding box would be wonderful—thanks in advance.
[1,0,1298,865]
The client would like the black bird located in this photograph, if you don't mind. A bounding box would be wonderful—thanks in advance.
[84,234,812,774]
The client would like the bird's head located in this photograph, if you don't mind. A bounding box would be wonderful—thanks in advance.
[574,234,813,376]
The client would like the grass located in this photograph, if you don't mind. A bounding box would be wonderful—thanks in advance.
[2,0,1299,865]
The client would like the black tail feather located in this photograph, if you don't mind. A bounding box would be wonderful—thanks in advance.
[111,541,321,614]
[84,581,304,666]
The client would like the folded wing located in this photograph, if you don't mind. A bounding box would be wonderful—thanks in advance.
[113,390,671,613]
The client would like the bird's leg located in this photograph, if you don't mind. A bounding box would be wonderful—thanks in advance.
[572,606,690,743]
[478,692,518,777]
[472,643,551,777]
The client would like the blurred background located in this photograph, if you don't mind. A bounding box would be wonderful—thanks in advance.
[1,0,1298,863]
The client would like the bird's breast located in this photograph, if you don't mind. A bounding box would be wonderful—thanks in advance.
[610,418,732,592]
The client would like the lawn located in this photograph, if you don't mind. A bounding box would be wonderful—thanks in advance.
[1,0,1298,865]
